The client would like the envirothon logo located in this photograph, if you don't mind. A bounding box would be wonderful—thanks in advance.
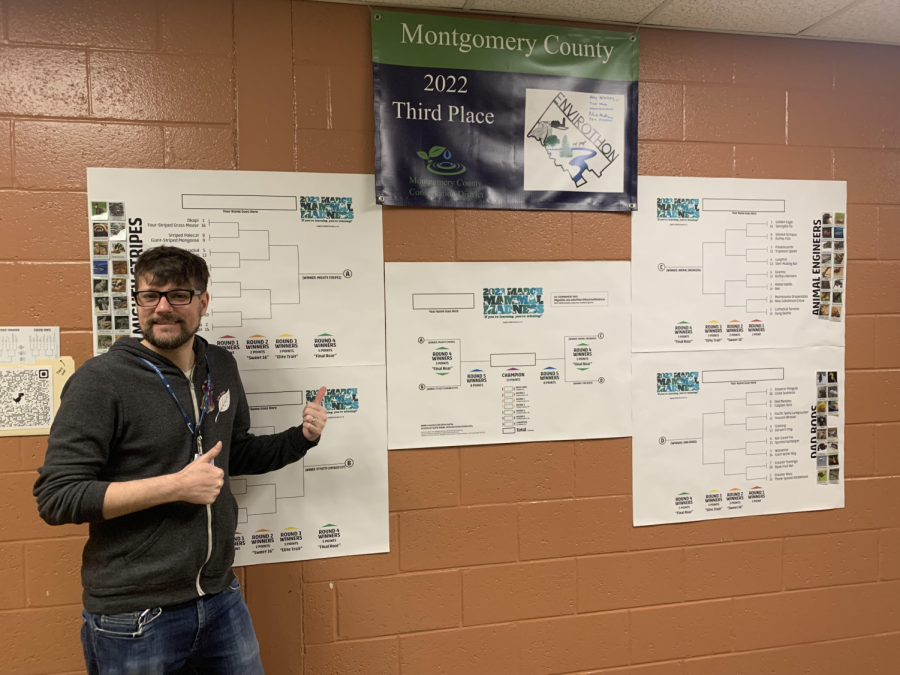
[524,89,624,193]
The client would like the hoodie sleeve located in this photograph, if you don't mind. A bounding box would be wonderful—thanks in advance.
[229,366,319,477]
[33,361,118,525]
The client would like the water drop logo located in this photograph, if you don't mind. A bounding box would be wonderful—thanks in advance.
[417,145,466,176]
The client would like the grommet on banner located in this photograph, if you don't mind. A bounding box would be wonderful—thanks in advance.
[374,13,381,20]
[629,203,636,209]
[378,196,385,202]
[630,35,637,42]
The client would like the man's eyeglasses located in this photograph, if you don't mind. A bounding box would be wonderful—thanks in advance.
[132,289,202,307]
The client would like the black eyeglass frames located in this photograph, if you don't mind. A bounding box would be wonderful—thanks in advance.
[132,289,202,307]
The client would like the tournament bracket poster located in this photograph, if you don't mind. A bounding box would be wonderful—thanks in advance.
[372,10,638,211]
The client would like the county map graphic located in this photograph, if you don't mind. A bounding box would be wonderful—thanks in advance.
[526,89,622,190]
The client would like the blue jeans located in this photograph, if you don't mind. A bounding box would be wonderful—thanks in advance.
[81,578,264,675]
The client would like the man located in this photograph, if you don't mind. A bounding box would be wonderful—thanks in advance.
[34,246,328,674]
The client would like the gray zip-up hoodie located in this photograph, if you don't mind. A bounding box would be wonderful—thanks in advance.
[33,336,317,614]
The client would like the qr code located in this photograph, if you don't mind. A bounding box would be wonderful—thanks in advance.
[0,367,52,431]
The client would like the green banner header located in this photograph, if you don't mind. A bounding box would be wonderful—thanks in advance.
[372,9,638,81]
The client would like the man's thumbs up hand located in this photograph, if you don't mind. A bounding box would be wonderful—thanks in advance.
[302,387,328,441]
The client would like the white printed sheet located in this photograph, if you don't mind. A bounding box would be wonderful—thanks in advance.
[632,347,845,526]
[0,327,60,365]
[385,262,632,449]
[0,365,54,432]
[86,169,388,565]
[632,176,847,353]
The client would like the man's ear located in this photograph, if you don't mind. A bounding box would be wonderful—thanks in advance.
[200,291,211,315]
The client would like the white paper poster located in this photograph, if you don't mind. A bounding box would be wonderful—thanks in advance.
[0,365,54,432]
[632,347,844,526]
[86,168,388,565]
[0,327,59,364]
[632,176,847,353]
[385,262,632,449]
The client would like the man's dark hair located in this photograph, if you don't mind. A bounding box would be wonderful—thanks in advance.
[134,246,210,292]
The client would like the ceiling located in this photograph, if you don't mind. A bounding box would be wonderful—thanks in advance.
[319,0,900,46]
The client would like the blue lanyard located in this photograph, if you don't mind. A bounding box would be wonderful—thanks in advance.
[140,355,212,454]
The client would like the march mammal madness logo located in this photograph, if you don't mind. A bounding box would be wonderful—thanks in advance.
[483,287,545,316]
[657,197,700,220]
[300,196,354,222]
[524,89,625,193]
[657,372,700,394]
[306,388,359,411]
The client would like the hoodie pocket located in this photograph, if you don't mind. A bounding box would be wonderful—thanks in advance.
[123,515,172,563]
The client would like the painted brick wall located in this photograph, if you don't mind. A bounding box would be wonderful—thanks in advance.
[0,1,898,674]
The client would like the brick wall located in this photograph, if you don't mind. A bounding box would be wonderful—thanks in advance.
[0,1,898,674]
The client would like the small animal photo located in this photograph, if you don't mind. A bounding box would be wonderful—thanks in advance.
[828,372,838,383]
[94,296,110,312]
[97,315,112,331]
[108,202,125,219]
[92,223,109,238]
[91,201,108,220]
[112,260,128,275]
[97,335,113,349]
[93,278,109,293]
[835,212,845,225]
[111,278,127,293]
[93,241,108,256]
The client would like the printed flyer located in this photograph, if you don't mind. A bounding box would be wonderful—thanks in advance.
[372,10,638,211]
[385,262,632,448]
[86,169,389,565]
[632,176,847,352]
[632,347,845,525]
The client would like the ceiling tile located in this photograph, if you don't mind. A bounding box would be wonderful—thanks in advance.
[341,0,469,9]
[469,0,667,24]
[649,0,857,35]
[804,0,900,44]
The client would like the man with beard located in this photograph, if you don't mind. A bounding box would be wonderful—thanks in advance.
[34,246,328,674]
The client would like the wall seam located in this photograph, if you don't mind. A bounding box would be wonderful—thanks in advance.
[9,119,16,189]
[230,0,238,169]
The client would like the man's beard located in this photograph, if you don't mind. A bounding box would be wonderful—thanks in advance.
[141,312,199,351]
